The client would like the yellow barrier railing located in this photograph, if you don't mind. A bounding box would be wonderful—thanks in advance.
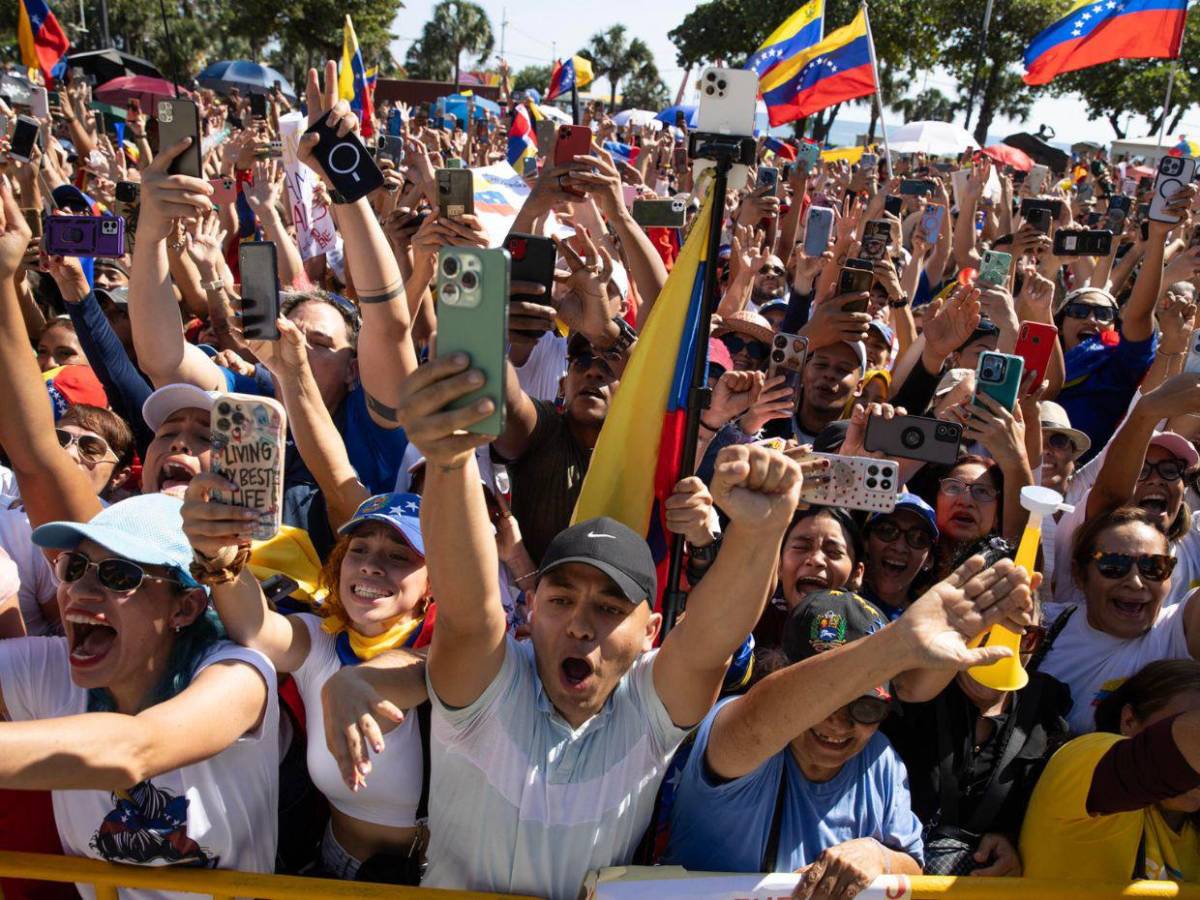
[3,852,1200,899]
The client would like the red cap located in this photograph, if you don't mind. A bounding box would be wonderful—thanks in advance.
[708,337,734,374]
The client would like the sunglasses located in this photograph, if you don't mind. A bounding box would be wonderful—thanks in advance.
[1090,551,1177,583]
[759,265,786,277]
[1139,458,1186,483]
[55,550,188,593]
[939,477,999,502]
[1061,301,1116,324]
[846,695,890,726]
[870,519,934,550]
[1045,432,1077,453]
[56,428,117,465]
[568,349,624,379]
[721,334,771,361]
[1019,624,1047,656]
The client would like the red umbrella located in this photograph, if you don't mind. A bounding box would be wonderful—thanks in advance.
[1129,164,1156,179]
[96,75,190,112]
[981,143,1034,172]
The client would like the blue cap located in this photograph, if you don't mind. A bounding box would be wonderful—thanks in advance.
[867,319,895,346]
[868,492,939,541]
[338,493,425,556]
[32,494,201,588]
[758,298,790,316]
[51,184,96,214]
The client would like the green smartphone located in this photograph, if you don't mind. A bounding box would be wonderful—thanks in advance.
[435,247,510,436]
[973,351,1024,413]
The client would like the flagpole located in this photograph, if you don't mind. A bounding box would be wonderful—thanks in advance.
[1157,62,1178,149]
[861,1,892,172]
[572,83,580,125]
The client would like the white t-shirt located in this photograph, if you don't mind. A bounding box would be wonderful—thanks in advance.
[0,505,58,636]
[515,332,568,403]
[0,638,280,900]
[291,614,424,828]
[1039,601,1191,735]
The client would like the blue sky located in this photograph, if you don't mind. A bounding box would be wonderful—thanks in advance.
[389,0,1200,144]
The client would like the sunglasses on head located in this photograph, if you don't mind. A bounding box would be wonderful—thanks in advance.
[721,334,771,360]
[870,519,933,550]
[939,477,999,502]
[55,550,188,594]
[56,429,116,465]
[1061,301,1116,324]
[1139,458,1186,483]
[846,695,890,725]
[1089,551,1176,583]
[1045,432,1077,453]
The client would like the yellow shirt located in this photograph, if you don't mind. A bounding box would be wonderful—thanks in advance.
[1020,733,1200,883]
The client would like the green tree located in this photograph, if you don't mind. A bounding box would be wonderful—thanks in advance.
[404,39,453,81]
[408,0,494,90]
[620,65,669,110]
[1052,55,1199,139]
[895,88,961,123]
[584,25,655,108]
[513,63,553,95]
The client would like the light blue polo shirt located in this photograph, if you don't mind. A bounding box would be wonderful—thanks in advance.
[422,635,689,900]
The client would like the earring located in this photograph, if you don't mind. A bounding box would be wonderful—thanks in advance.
[174,625,182,634]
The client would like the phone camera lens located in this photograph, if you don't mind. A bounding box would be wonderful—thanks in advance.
[881,480,892,490]
[867,464,879,476]
[442,256,459,278]
[216,418,230,431]
[705,72,715,82]
[717,79,727,90]
[461,270,479,291]
[442,283,460,304]
[232,411,245,425]
[774,335,787,348]
[771,349,785,363]
[901,427,924,449]
[866,478,878,489]
[881,466,895,477]
[704,85,715,96]
[217,402,231,416]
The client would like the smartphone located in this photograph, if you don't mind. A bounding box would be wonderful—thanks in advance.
[860,153,878,173]
[1184,322,1200,375]
[210,393,287,541]
[436,168,474,218]
[45,215,125,258]
[900,178,933,196]
[978,249,1012,287]
[865,414,962,466]
[798,453,900,513]
[523,156,539,177]
[435,247,510,436]
[238,241,281,341]
[1026,164,1050,195]
[631,197,687,228]
[1105,194,1132,231]
[1076,181,1094,203]
[250,93,267,119]
[884,195,904,217]
[1084,211,1103,227]
[113,182,139,243]
[1053,229,1113,256]
[503,233,556,330]
[919,204,945,243]
[209,176,238,209]
[1025,207,1052,235]
[9,116,40,163]
[1149,155,1197,224]
[30,87,49,119]
[796,142,821,169]
[839,259,873,300]
[553,124,592,166]
[1013,322,1058,393]
[303,115,384,203]
[157,99,202,178]
[973,351,1024,413]
[767,333,808,395]
[1121,177,1139,196]
[756,166,779,198]
[860,220,891,261]
[804,206,835,257]
[445,157,465,169]
[695,66,759,136]
[674,110,687,129]
[535,119,557,158]
[375,134,403,164]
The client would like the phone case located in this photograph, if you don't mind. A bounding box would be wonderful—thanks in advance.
[799,454,900,513]
[865,415,962,466]
[210,394,287,541]
[504,233,556,320]
[157,99,202,178]
[238,241,281,340]
[1149,156,1197,224]
[860,220,890,261]
[1013,322,1058,392]
[45,215,125,258]
[1185,324,1200,375]
[631,198,686,228]
[803,207,834,257]
[978,250,1011,287]
[839,265,872,299]
[31,88,49,119]
[757,167,779,196]
[974,351,1024,413]
[796,142,821,168]
[303,116,384,202]
[1053,229,1113,256]
[1026,165,1049,195]
[535,119,557,158]
[553,125,591,166]
[919,204,945,243]
[767,333,808,394]
[9,116,40,162]
[209,176,238,209]
[436,168,474,218]
[695,67,758,136]
[435,248,510,436]
[884,195,904,217]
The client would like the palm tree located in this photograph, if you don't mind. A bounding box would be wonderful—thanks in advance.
[586,25,655,109]
[423,0,495,90]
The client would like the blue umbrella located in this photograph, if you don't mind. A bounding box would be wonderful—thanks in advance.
[198,60,297,100]
[441,93,501,122]
[656,104,698,128]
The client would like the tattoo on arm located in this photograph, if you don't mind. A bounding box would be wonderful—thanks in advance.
[357,284,406,305]
[365,391,400,423]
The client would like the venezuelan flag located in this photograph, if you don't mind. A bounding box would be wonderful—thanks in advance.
[745,0,824,81]
[546,55,594,101]
[507,103,537,167]
[760,9,876,128]
[763,136,797,161]
[339,15,375,136]
[1024,0,1187,86]
[18,0,69,85]
[572,188,715,608]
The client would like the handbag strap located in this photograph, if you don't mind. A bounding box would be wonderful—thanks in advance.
[416,701,432,821]
[964,675,1046,834]
[761,756,789,872]
[1027,605,1076,674]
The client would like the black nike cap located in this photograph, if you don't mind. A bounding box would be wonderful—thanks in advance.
[538,516,656,605]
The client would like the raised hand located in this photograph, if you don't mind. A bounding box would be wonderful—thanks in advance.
[138,139,214,241]
[709,444,802,529]
[663,476,717,547]
[923,284,982,362]
[297,60,360,190]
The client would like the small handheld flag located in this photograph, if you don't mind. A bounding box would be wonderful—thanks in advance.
[339,15,375,137]
[546,55,595,101]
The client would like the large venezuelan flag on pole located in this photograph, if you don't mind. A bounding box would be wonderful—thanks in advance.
[18,0,69,85]
[572,188,715,608]
[745,0,825,81]
[339,15,374,137]
[1023,0,1187,86]
[760,9,876,128]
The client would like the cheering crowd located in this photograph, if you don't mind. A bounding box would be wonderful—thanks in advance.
[2,52,1200,900]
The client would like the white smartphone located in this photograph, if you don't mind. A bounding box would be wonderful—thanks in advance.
[1026,164,1049,196]
[803,206,834,257]
[695,67,758,136]
[1149,156,1197,224]
[798,453,901,514]
[30,87,49,120]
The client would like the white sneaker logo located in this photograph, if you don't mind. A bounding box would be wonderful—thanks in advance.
[587,531,616,540]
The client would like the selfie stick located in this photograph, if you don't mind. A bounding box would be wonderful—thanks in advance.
[967,485,1073,691]
[662,132,757,635]
[861,2,892,173]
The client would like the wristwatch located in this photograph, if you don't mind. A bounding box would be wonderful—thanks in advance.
[888,293,910,308]
[607,316,638,353]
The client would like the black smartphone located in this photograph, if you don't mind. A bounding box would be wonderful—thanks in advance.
[157,99,202,178]
[884,195,904,217]
[1053,229,1114,256]
[250,93,268,119]
[238,241,281,340]
[839,258,873,301]
[1025,207,1052,234]
[865,414,962,466]
[503,233,556,336]
[303,117,384,203]
[436,168,474,218]
[899,178,932,196]
[756,166,779,198]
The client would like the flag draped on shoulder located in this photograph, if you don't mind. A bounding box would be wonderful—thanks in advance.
[572,187,716,608]
[546,55,594,101]
[18,0,69,84]
[745,0,825,81]
[339,15,374,136]
[1023,0,1188,85]
[760,9,875,128]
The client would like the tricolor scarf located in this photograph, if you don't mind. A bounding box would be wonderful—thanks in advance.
[1062,329,1122,390]
[323,604,437,666]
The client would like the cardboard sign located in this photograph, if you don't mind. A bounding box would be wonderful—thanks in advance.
[278,111,341,260]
